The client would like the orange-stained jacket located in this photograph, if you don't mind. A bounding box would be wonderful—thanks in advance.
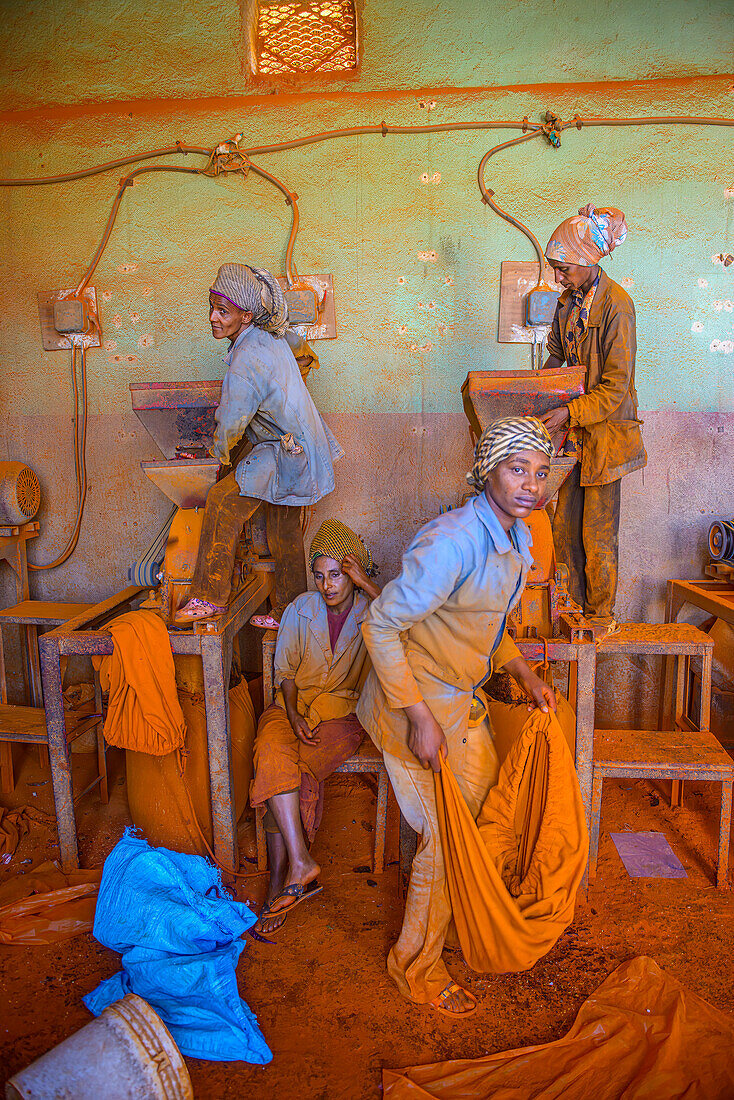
[547,268,647,487]
[274,590,371,725]
[357,494,529,762]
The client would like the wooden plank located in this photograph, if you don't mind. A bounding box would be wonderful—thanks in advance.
[597,622,713,654]
[594,727,734,771]
[0,703,46,740]
[47,586,146,637]
[668,581,734,629]
[0,601,94,625]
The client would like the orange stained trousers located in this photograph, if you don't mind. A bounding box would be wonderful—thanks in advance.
[251,704,364,842]
[382,721,499,1004]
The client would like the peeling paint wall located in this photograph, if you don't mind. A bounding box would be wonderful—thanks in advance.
[0,0,733,655]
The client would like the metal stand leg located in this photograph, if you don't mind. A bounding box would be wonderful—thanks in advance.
[255,810,268,871]
[717,780,732,890]
[38,638,79,871]
[373,767,388,874]
[202,634,237,871]
[94,670,108,805]
[574,641,596,890]
[588,773,603,886]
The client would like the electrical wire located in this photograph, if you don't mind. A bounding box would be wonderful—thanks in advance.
[0,144,210,187]
[29,342,89,570]
[477,130,548,277]
[5,108,733,568]
[75,164,204,295]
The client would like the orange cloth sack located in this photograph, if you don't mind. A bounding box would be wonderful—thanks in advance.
[0,862,101,945]
[435,707,588,973]
[384,955,734,1099]
[94,610,186,755]
[126,679,256,856]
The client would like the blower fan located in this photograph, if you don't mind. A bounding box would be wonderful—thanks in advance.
[0,462,41,525]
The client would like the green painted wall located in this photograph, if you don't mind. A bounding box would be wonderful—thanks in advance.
[0,0,732,630]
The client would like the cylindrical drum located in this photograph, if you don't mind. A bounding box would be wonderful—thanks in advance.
[0,462,41,525]
[5,993,192,1100]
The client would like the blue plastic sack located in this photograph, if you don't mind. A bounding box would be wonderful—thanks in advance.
[83,831,272,1064]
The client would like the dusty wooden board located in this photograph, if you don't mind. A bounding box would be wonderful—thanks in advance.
[0,601,94,625]
[277,273,336,340]
[498,261,562,343]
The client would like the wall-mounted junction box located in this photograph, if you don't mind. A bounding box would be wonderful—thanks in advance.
[37,287,102,350]
[498,262,562,343]
[526,284,561,326]
[276,274,336,340]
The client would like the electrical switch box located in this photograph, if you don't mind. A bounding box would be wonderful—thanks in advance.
[526,286,561,326]
[53,297,90,334]
[284,285,319,326]
[276,274,336,340]
[37,287,102,350]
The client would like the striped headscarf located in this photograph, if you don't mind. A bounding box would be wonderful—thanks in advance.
[309,519,379,577]
[546,205,628,267]
[467,416,554,491]
[210,263,288,336]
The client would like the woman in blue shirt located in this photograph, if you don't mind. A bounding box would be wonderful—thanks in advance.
[175,264,342,626]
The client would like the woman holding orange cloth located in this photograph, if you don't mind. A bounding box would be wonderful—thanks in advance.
[357,417,557,1018]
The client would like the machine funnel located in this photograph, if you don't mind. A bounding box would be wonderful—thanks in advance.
[461,367,586,504]
[131,381,224,507]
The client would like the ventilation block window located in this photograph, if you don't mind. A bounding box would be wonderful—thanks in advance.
[257,0,358,76]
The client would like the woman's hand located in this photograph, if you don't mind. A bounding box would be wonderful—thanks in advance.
[289,714,320,745]
[342,554,381,600]
[540,405,570,435]
[503,656,557,713]
[404,701,448,772]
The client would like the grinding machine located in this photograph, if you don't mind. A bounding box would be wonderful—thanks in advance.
[129,380,273,625]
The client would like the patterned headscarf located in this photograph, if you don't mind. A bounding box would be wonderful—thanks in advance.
[546,205,628,267]
[467,416,554,492]
[309,519,379,577]
[210,263,288,336]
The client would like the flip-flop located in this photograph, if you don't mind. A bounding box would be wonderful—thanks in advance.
[250,614,281,630]
[173,598,224,626]
[253,902,287,937]
[268,880,322,916]
[430,981,478,1019]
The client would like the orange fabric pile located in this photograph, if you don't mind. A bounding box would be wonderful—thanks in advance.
[94,610,186,755]
[435,706,588,973]
[0,862,101,945]
[384,956,734,1098]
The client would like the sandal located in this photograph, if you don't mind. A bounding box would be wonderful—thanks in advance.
[267,880,322,916]
[173,598,224,626]
[254,902,288,936]
[430,981,478,1019]
[250,613,281,630]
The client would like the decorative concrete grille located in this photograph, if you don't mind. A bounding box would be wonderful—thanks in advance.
[258,0,357,75]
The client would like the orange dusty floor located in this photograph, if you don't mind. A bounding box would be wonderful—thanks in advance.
[1,744,734,1098]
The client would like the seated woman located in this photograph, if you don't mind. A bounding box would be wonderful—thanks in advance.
[251,519,380,934]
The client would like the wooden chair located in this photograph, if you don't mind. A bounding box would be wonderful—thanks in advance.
[589,623,732,889]
[256,630,390,874]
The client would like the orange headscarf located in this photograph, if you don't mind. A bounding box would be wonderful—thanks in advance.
[546,204,628,267]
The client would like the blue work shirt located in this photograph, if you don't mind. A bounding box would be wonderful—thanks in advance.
[357,492,533,760]
[210,325,343,507]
